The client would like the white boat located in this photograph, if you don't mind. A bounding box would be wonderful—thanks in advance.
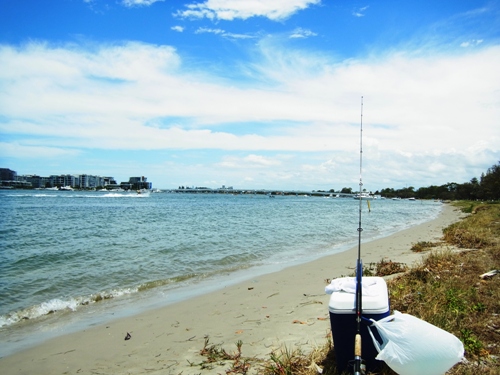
[353,192,374,200]
[59,186,74,191]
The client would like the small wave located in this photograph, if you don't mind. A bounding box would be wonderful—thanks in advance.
[101,192,150,198]
[136,273,199,292]
[0,287,138,328]
[0,272,212,328]
[3,193,58,198]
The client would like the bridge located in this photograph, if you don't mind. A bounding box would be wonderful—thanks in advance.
[167,188,356,198]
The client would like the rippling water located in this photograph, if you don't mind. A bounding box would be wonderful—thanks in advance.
[0,190,442,356]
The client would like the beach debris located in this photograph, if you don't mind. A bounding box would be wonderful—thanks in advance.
[312,362,324,374]
[299,300,323,306]
[292,319,308,325]
[480,270,499,279]
[235,330,244,334]
[247,287,254,290]
[124,332,132,340]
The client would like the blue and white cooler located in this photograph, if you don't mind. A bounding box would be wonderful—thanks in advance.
[326,276,390,374]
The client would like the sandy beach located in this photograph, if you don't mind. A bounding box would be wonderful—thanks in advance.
[0,203,463,375]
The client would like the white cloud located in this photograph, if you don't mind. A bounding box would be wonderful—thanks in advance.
[121,0,164,7]
[0,40,499,189]
[195,27,254,39]
[289,28,317,39]
[460,39,484,47]
[218,154,282,168]
[353,6,369,17]
[0,142,81,159]
[175,0,321,21]
[171,26,185,32]
[195,27,225,35]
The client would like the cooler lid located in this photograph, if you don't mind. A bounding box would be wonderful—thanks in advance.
[327,276,389,314]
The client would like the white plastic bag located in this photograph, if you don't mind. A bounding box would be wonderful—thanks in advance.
[368,311,464,375]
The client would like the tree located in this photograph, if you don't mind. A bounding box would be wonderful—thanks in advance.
[480,162,500,200]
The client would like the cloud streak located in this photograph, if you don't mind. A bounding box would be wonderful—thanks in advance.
[175,0,321,21]
[121,0,164,7]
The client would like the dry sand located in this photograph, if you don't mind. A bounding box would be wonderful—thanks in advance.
[0,203,463,375]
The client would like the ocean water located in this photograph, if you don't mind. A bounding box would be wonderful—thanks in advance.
[0,190,442,356]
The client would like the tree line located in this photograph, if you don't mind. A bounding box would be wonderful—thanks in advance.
[375,161,500,200]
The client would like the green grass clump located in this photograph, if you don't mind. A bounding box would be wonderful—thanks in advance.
[410,240,439,252]
[192,336,255,373]
[443,202,499,249]
[363,260,408,277]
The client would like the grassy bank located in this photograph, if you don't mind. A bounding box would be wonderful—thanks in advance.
[194,202,500,374]
[381,201,500,375]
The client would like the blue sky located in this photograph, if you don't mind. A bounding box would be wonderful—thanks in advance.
[1,0,499,191]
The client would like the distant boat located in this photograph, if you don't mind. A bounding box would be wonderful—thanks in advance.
[59,186,74,191]
[408,197,416,201]
[353,192,374,200]
[101,188,150,197]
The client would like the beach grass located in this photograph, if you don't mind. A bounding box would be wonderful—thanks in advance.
[196,201,500,375]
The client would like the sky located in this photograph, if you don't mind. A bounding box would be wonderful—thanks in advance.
[0,0,499,191]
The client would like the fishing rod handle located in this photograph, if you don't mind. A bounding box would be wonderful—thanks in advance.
[354,333,362,357]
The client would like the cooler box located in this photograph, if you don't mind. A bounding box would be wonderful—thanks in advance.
[328,276,390,374]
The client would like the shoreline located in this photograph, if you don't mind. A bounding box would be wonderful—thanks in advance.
[0,203,463,375]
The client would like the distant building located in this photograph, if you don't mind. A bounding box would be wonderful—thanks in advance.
[0,168,29,188]
[123,176,152,190]
[23,175,49,188]
[49,174,79,188]
[79,174,108,189]
[1,168,152,190]
[0,168,17,182]
[103,177,117,185]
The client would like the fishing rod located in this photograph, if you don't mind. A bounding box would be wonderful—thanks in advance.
[354,96,365,375]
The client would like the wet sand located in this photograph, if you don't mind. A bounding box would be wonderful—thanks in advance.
[0,203,463,375]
